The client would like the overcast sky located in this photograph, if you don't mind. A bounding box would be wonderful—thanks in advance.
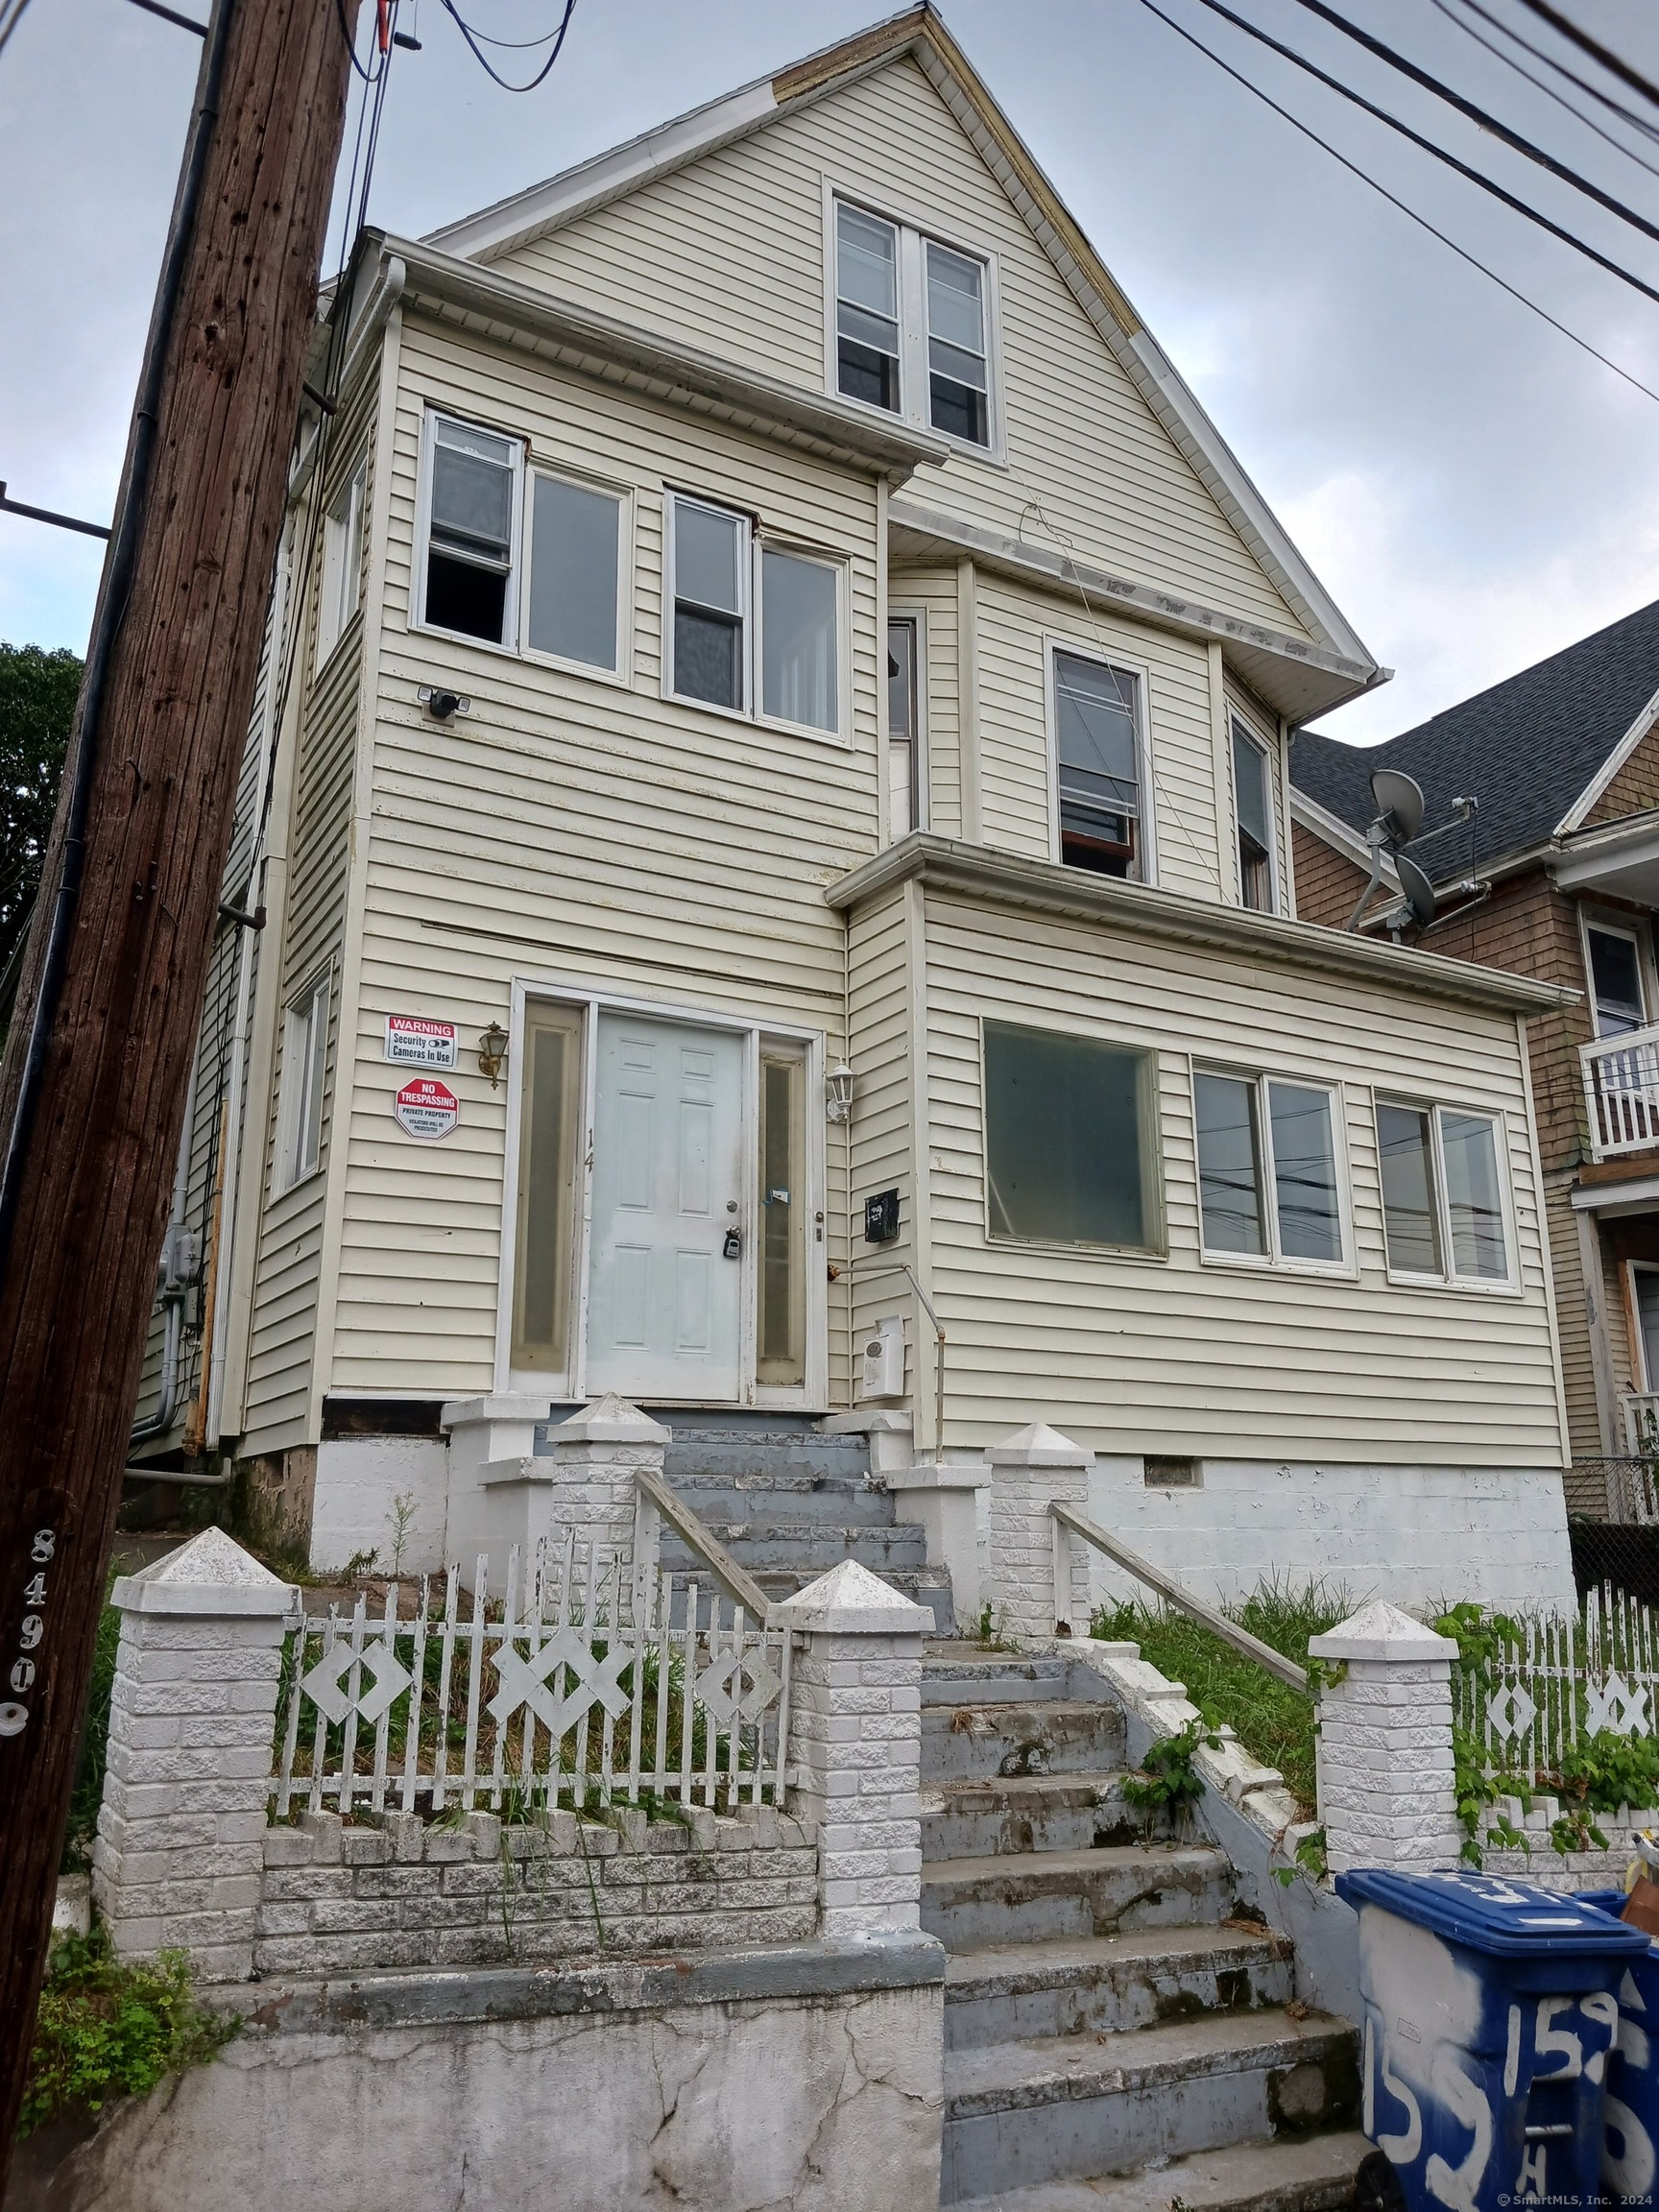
[3,0,1658,743]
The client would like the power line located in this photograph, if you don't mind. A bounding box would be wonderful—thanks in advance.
[1455,0,1659,145]
[125,0,206,36]
[1184,0,1659,311]
[438,0,575,91]
[1428,0,1659,184]
[1281,0,1659,244]
[0,0,34,62]
[1513,0,1659,112]
[1132,0,1659,407]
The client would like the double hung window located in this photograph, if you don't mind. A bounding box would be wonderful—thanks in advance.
[1586,923,1647,1038]
[317,465,364,665]
[666,494,842,736]
[832,200,995,450]
[280,972,331,1190]
[1376,1099,1511,1285]
[983,1020,1160,1251]
[1231,719,1275,912]
[1194,1070,1344,1267]
[424,418,517,644]
[887,615,922,837]
[1053,650,1144,878]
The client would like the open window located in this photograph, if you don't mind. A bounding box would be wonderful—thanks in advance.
[422,415,519,645]
[1376,1097,1512,1286]
[279,971,331,1190]
[1194,1069,1344,1267]
[1231,718,1276,912]
[511,1003,583,1375]
[983,1019,1161,1251]
[1052,650,1145,879]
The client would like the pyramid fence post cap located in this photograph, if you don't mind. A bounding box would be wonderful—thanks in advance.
[111,1527,296,1618]
[549,1393,671,1445]
[1308,1600,1457,1664]
[985,1421,1094,1469]
[771,1559,934,1635]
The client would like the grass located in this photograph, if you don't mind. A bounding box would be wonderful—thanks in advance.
[1091,1578,1350,1816]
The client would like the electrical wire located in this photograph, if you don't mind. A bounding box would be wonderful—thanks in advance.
[438,0,574,91]
[0,0,35,62]
[1183,0,1659,310]
[1428,0,1659,184]
[1455,0,1659,145]
[1280,0,1659,246]
[1513,0,1659,113]
[1133,0,1659,407]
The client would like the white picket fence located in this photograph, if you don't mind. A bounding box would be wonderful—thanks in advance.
[1459,1583,1659,1790]
[272,1538,792,1819]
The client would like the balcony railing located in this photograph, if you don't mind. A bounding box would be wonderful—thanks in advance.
[1581,1024,1659,1161]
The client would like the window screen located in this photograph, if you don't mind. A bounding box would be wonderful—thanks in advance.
[1377,1101,1441,1274]
[425,417,516,643]
[836,204,901,413]
[672,499,745,710]
[1055,653,1141,878]
[1267,1082,1341,1262]
[1588,926,1646,1038]
[1441,1110,1508,1280]
[1194,1071,1265,1255]
[983,1021,1155,1249]
[926,241,989,445]
[1232,723,1273,912]
[527,475,620,670]
[761,548,837,732]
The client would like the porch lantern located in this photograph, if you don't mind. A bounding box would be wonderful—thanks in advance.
[826,1061,854,1124]
[477,1020,510,1089]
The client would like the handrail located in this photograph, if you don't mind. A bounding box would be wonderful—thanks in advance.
[635,1464,773,1623]
[1050,1501,1310,1695]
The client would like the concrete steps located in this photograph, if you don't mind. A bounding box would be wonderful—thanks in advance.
[922,1648,1361,2209]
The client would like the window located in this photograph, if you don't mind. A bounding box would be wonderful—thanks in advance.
[280,973,331,1189]
[423,416,518,643]
[887,615,922,838]
[317,465,364,665]
[1194,1070,1344,1266]
[1053,651,1144,878]
[511,1004,583,1373]
[831,199,995,450]
[1231,719,1275,912]
[1376,1099,1511,1285]
[1634,1265,1659,1390]
[983,1020,1160,1250]
[1587,923,1647,1038]
[757,1050,807,1387]
[666,495,844,736]
[526,473,622,670]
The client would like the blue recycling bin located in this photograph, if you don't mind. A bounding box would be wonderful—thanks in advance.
[1337,1867,1649,2210]
[1577,1887,1659,2200]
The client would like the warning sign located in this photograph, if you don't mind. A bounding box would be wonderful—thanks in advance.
[385,1014,458,1069]
[395,1077,459,1142]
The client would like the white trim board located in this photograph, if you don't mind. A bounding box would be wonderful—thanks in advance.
[1556,680,1659,835]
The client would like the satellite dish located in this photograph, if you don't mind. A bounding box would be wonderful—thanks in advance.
[1397,853,1437,930]
[1371,768,1425,846]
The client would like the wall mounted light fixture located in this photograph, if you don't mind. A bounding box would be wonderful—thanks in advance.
[826,1061,854,1123]
[477,1021,510,1088]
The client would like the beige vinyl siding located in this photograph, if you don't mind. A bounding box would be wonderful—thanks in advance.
[240,380,379,1452]
[846,884,917,1396]
[921,890,1567,1464]
[493,58,1308,637]
[323,317,874,1402]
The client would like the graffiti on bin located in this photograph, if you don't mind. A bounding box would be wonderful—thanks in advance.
[1358,1904,1622,2208]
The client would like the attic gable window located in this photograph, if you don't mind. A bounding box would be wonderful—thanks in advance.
[423,415,519,645]
[831,198,996,452]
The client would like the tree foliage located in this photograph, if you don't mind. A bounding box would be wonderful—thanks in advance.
[0,641,83,984]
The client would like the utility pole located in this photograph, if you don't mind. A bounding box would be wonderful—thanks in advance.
[0,0,359,2171]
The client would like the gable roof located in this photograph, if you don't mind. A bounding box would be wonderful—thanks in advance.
[1292,598,1659,878]
[424,5,1379,694]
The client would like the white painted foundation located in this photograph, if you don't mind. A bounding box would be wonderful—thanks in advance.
[308,1436,449,1574]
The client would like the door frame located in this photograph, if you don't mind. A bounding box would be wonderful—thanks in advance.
[494,971,828,1409]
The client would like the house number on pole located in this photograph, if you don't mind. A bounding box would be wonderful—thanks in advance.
[0,1527,56,1738]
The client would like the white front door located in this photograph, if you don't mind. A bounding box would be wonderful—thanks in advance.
[586,1013,745,1401]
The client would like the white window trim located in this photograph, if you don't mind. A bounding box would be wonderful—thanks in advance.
[1227,710,1279,916]
[887,602,929,840]
[316,462,365,672]
[411,406,526,655]
[1629,1260,1659,1391]
[1044,637,1158,888]
[1190,1061,1355,1280]
[277,967,332,1194]
[822,183,1006,466]
[1578,907,1654,1039]
[493,972,829,1409]
[661,491,851,746]
[976,1014,1168,1262]
[1372,1092,1522,1295]
[519,460,635,690]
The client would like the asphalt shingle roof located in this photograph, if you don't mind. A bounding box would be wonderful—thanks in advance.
[1291,597,1659,873]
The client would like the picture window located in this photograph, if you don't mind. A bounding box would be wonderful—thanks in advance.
[983,1019,1160,1251]
[526,473,622,671]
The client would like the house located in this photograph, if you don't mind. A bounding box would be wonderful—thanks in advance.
[1292,599,1659,1530]
[131,3,1576,1614]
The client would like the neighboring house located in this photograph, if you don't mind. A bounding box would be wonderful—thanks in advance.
[1292,599,1659,1524]
[131,4,1576,1611]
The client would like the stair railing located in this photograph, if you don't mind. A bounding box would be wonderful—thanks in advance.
[635,1462,774,1623]
[1049,1500,1309,1694]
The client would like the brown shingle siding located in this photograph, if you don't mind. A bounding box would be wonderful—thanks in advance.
[1290,818,1370,928]
[1585,722,1659,826]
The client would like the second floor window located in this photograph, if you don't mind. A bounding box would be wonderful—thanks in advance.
[667,494,842,736]
[1587,922,1647,1038]
[832,200,995,450]
[887,615,921,837]
[1376,1098,1510,1284]
[280,971,331,1190]
[1195,1069,1344,1267]
[1232,719,1275,912]
[317,464,364,665]
[425,417,517,644]
[1053,650,1143,879]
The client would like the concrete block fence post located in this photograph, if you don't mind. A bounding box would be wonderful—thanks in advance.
[986,1422,1093,1644]
[91,1527,294,1980]
[1308,1600,1463,1875]
[547,1394,670,1588]
[773,1560,933,1941]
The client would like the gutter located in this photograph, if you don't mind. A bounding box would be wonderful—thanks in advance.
[826,833,1575,1017]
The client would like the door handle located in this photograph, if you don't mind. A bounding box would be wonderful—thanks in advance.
[722,1228,741,1260]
